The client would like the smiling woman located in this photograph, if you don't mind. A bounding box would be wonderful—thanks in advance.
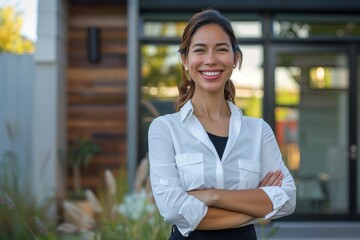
[148,9,296,240]
[180,23,240,111]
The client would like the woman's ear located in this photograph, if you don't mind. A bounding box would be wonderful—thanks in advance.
[181,55,188,69]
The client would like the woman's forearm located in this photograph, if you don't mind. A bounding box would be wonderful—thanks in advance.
[189,188,273,218]
[210,188,273,217]
[189,171,283,218]
[196,207,255,230]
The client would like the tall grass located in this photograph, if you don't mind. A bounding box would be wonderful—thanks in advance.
[0,123,57,240]
[91,166,171,240]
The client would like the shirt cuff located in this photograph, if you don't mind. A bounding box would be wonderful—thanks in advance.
[177,197,208,236]
[260,186,290,219]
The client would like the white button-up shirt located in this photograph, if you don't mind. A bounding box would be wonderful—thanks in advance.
[148,100,296,236]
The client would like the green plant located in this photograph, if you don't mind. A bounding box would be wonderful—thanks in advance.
[257,219,280,240]
[0,123,58,240]
[63,139,101,199]
[78,166,171,240]
[95,207,171,240]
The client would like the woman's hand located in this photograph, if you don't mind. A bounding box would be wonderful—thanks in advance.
[259,170,283,187]
[188,170,284,207]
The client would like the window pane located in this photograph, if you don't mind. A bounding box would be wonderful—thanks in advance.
[231,21,262,38]
[141,45,181,99]
[309,67,348,89]
[273,15,360,39]
[275,51,349,214]
[144,20,262,38]
[143,22,187,37]
[275,67,301,106]
[275,107,300,172]
[140,44,180,161]
[232,45,263,117]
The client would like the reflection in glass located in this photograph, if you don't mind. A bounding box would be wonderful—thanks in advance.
[140,44,180,162]
[141,45,181,99]
[275,52,349,214]
[144,21,262,38]
[232,45,263,117]
[273,16,360,39]
[309,67,348,89]
[231,21,262,38]
[143,22,187,37]
[275,107,300,172]
[275,67,301,106]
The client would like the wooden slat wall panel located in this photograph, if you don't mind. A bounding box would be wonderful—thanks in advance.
[67,3,127,192]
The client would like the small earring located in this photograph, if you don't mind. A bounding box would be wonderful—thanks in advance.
[184,66,188,71]
[233,64,236,69]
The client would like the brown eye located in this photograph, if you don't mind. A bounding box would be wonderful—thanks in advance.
[193,48,205,53]
[218,48,229,52]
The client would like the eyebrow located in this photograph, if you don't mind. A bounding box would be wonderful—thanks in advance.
[191,42,231,48]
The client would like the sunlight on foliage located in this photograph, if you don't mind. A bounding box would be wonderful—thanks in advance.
[0,5,35,54]
[141,45,182,99]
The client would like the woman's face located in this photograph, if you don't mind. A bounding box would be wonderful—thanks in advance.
[182,24,240,95]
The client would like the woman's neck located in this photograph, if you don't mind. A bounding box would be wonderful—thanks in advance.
[191,93,230,120]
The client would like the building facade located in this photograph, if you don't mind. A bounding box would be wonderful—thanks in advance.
[34,0,360,221]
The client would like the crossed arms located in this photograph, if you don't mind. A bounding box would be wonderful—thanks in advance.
[189,171,284,230]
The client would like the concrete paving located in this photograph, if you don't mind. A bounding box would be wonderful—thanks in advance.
[255,222,360,240]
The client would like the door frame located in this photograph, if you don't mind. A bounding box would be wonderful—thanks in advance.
[266,44,359,221]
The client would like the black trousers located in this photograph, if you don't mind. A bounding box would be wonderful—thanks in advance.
[169,224,257,240]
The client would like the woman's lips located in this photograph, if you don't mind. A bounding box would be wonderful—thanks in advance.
[200,71,222,80]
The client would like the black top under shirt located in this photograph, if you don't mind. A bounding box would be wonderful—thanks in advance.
[206,132,228,160]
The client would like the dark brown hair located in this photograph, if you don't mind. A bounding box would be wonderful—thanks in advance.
[176,9,243,111]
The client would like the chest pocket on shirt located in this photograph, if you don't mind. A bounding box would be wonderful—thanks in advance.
[175,153,204,191]
[238,160,260,189]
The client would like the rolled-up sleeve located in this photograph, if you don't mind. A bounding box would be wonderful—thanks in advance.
[259,120,297,219]
[148,117,208,236]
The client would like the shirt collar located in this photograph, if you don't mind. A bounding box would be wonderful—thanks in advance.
[227,100,243,117]
[179,100,194,122]
[179,99,242,122]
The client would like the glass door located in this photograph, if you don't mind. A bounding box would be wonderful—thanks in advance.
[270,46,356,217]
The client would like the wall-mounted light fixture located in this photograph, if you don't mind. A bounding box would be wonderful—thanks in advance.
[87,27,100,63]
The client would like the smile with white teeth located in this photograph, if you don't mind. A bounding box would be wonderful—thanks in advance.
[201,71,221,76]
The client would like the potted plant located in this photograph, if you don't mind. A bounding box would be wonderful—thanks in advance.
[61,139,101,228]
[65,139,101,199]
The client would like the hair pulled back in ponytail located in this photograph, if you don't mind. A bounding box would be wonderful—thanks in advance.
[176,9,242,111]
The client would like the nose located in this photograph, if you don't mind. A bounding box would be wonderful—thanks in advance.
[204,50,217,65]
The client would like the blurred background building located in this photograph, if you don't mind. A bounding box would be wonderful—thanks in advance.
[2,0,360,232]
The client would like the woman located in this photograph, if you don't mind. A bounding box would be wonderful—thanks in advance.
[148,9,296,239]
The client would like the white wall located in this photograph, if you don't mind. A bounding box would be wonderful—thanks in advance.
[0,54,35,192]
[32,0,68,214]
